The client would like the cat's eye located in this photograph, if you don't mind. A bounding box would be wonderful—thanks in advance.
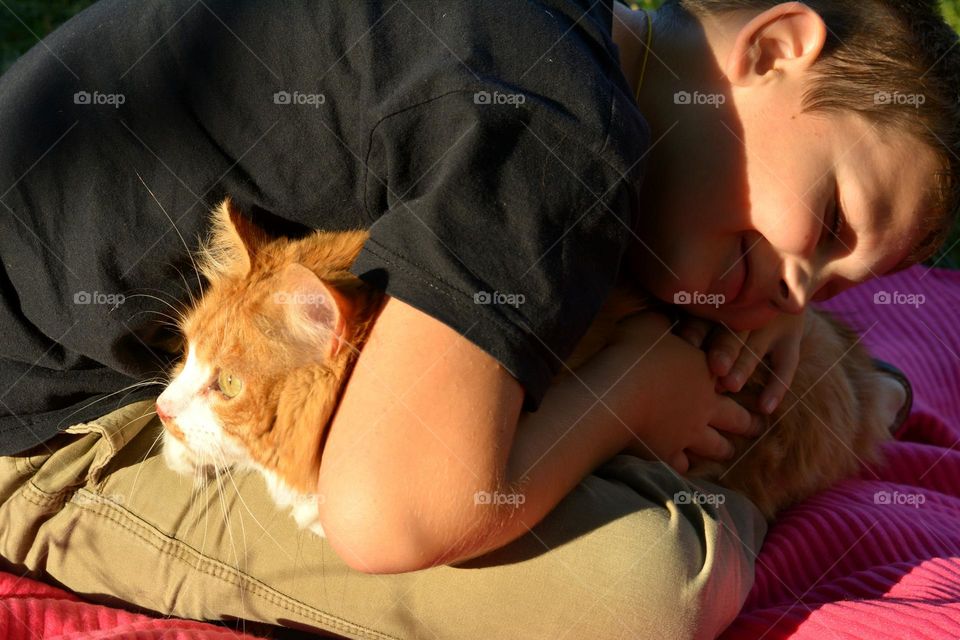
[217,370,243,399]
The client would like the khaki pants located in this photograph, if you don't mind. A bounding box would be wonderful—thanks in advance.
[0,400,766,639]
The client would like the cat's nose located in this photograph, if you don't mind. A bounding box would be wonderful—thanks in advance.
[156,399,175,423]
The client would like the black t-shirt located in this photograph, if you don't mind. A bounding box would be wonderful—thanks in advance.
[0,0,649,456]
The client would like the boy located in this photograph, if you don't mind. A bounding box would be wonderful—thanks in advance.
[0,0,955,638]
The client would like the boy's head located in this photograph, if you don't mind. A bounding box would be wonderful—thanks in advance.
[625,0,960,330]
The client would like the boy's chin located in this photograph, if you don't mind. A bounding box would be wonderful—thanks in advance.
[681,303,781,332]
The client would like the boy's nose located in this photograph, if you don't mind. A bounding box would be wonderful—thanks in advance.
[776,278,806,314]
[775,256,814,314]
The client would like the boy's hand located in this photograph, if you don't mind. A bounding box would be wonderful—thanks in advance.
[604,312,761,474]
[675,312,805,415]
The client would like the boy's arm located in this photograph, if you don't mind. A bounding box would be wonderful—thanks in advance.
[317,296,752,574]
[317,294,631,573]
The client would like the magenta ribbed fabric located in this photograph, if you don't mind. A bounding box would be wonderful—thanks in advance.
[723,266,960,640]
[0,565,265,639]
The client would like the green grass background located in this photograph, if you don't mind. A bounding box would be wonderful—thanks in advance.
[1,0,958,267]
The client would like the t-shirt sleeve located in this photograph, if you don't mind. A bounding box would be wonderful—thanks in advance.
[349,89,643,411]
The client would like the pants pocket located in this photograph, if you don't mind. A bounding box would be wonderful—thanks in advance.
[28,400,157,498]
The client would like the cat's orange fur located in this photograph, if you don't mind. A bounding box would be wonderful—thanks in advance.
[166,200,383,497]
[164,199,894,524]
[567,284,893,518]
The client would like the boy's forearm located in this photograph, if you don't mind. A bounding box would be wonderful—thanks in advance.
[317,297,664,574]
[437,347,640,565]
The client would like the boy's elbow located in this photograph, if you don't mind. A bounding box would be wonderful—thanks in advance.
[318,487,490,574]
[324,515,435,574]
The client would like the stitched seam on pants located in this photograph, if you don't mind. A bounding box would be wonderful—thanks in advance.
[21,454,39,473]
[67,493,400,640]
[21,484,69,509]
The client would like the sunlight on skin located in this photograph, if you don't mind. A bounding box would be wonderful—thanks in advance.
[613,2,942,331]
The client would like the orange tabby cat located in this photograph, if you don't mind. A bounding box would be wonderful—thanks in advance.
[157,200,904,535]
[156,200,382,535]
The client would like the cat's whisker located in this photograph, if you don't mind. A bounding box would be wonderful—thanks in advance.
[187,452,208,523]
[211,460,244,575]
[123,292,189,325]
[140,285,192,312]
[218,465,253,621]
[124,309,184,329]
[54,381,167,429]
[191,451,213,570]
[135,172,205,299]
[216,456,253,622]
[166,261,202,309]
[222,466,294,561]
[114,383,171,413]
[128,424,166,500]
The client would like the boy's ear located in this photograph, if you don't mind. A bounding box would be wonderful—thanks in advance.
[725,2,827,86]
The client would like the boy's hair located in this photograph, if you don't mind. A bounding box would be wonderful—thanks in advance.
[668,0,960,267]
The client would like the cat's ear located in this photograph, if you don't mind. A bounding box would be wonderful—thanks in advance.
[201,198,270,279]
[276,263,350,358]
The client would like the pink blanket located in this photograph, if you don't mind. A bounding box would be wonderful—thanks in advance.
[724,265,960,639]
[0,568,263,639]
[0,265,957,639]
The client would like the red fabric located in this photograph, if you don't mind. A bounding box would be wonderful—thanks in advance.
[0,568,264,639]
[724,266,960,639]
[0,266,957,639]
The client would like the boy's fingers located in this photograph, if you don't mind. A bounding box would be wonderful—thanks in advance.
[759,343,800,414]
[687,427,735,461]
[721,341,764,392]
[706,327,749,377]
[685,451,707,469]
[712,396,754,436]
[675,317,712,348]
[669,451,690,474]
